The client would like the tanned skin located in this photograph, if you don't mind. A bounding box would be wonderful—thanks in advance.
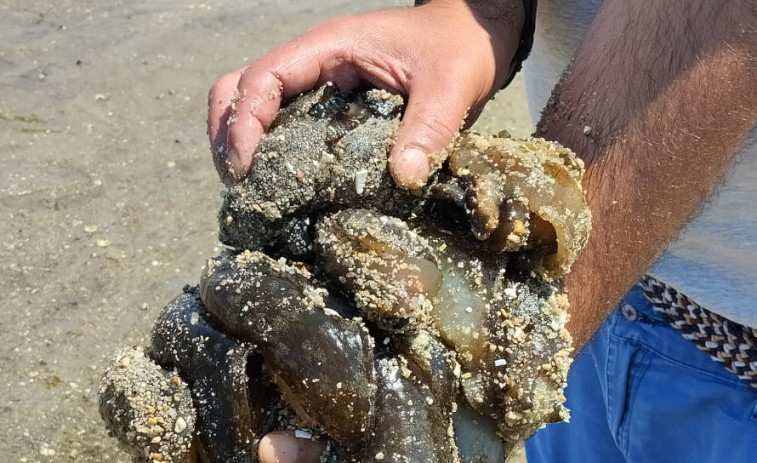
[207,0,524,188]
[546,0,757,348]
[206,0,757,460]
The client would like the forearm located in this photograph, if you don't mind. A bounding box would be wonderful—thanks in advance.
[537,0,757,349]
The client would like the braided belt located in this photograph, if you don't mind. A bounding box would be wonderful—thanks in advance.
[640,274,757,388]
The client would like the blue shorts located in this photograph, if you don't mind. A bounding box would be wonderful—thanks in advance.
[525,283,757,462]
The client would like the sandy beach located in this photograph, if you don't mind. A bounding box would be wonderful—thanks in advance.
[0,0,531,460]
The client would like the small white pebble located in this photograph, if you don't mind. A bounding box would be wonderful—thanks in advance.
[494,358,507,367]
[174,417,187,433]
[583,125,592,135]
[375,452,385,460]
[354,170,368,195]
[294,429,312,439]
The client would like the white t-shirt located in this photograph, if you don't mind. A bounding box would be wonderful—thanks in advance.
[523,0,757,327]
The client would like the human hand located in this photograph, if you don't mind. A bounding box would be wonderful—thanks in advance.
[207,0,524,188]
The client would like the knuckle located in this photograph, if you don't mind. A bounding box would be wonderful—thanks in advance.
[208,72,240,104]
[410,115,458,150]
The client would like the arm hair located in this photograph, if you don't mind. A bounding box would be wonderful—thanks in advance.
[537,0,757,349]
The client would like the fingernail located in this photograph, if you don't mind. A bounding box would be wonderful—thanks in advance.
[390,147,430,190]
[226,145,238,164]
[223,146,242,180]
[225,145,254,183]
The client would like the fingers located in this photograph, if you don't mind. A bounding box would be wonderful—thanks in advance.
[389,80,473,190]
[257,431,327,463]
[222,65,286,182]
[206,5,504,188]
[208,71,242,183]
[216,24,364,184]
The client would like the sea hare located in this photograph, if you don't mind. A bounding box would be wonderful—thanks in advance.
[99,83,591,462]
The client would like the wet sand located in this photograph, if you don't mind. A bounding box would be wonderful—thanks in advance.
[0,0,531,460]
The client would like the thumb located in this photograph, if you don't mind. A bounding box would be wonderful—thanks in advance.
[389,84,470,190]
[257,431,327,463]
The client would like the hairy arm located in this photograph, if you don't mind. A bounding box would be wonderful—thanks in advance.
[538,0,757,349]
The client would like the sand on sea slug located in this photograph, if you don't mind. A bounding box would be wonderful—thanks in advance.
[99,83,590,462]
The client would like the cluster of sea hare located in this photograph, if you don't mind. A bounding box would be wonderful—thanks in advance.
[99,84,591,462]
